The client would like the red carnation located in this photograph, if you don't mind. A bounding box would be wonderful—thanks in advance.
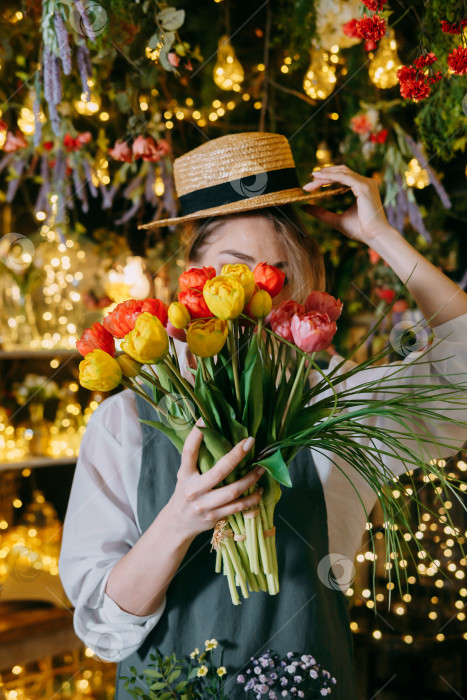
[441,19,467,34]
[343,19,360,38]
[76,322,116,357]
[399,78,431,102]
[179,266,217,292]
[370,128,388,144]
[103,298,168,338]
[253,262,286,298]
[43,141,54,151]
[63,134,79,152]
[375,287,396,304]
[178,289,214,319]
[356,15,387,42]
[361,0,384,11]
[413,52,437,69]
[447,46,467,76]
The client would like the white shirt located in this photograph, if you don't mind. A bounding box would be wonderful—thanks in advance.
[58,314,467,662]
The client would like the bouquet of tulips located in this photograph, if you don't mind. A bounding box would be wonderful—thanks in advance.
[77,263,467,605]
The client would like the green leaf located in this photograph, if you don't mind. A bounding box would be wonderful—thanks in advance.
[241,335,263,437]
[254,449,292,487]
[168,669,181,683]
[143,670,162,678]
[149,681,167,690]
[139,418,185,453]
[157,7,185,30]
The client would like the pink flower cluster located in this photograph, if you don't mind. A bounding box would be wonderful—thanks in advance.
[269,291,342,354]
[108,136,171,163]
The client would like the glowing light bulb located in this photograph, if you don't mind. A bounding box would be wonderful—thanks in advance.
[405,158,430,189]
[368,30,402,89]
[303,47,337,100]
[213,36,244,90]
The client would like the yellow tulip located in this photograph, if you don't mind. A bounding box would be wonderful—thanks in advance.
[221,263,255,303]
[121,311,169,364]
[186,318,229,358]
[203,275,245,320]
[168,301,191,329]
[249,289,272,318]
[79,349,122,391]
[116,354,141,378]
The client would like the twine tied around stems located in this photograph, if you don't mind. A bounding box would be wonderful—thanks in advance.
[211,519,234,552]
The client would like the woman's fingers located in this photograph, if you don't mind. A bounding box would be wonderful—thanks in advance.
[301,203,341,228]
[303,165,367,195]
[200,436,256,491]
[212,488,263,522]
[203,464,265,510]
[178,418,206,478]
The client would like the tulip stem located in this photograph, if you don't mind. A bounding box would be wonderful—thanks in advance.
[163,356,210,425]
[278,354,307,439]
[121,377,169,418]
[169,337,181,373]
[198,356,210,384]
[227,321,241,414]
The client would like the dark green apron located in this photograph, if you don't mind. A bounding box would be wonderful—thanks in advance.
[115,391,357,699]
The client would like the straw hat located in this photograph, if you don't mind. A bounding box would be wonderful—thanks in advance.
[138,131,346,230]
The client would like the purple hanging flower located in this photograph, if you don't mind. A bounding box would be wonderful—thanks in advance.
[76,45,92,99]
[74,1,97,41]
[407,197,432,242]
[6,158,27,202]
[54,12,72,75]
[116,199,141,225]
[82,158,98,197]
[52,55,62,105]
[43,46,53,105]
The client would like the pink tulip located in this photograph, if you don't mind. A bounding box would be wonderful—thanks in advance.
[109,139,134,162]
[3,131,28,152]
[270,300,305,342]
[166,321,187,342]
[304,291,343,322]
[168,52,180,67]
[132,135,160,162]
[290,312,337,353]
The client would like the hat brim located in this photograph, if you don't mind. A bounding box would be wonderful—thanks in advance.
[137,185,349,231]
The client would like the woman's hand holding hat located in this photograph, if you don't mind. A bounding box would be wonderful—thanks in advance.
[301,164,395,246]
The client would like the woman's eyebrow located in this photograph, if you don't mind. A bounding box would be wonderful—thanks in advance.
[219,249,287,268]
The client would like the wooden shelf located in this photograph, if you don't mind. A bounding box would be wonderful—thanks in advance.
[0,456,77,472]
[0,348,80,360]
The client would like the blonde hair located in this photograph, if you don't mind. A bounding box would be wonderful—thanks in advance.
[181,204,325,303]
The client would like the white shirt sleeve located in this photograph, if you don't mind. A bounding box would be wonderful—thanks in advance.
[58,389,166,663]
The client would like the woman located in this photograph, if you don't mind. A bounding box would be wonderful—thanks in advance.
[59,133,467,699]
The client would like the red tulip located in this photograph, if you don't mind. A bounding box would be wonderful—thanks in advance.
[270,300,305,342]
[178,289,214,319]
[76,322,116,357]
[290,312,337,353]
[179,266,217,292]
[103,298,168,338]
[304,291,343,322]
[253,263,285,298]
